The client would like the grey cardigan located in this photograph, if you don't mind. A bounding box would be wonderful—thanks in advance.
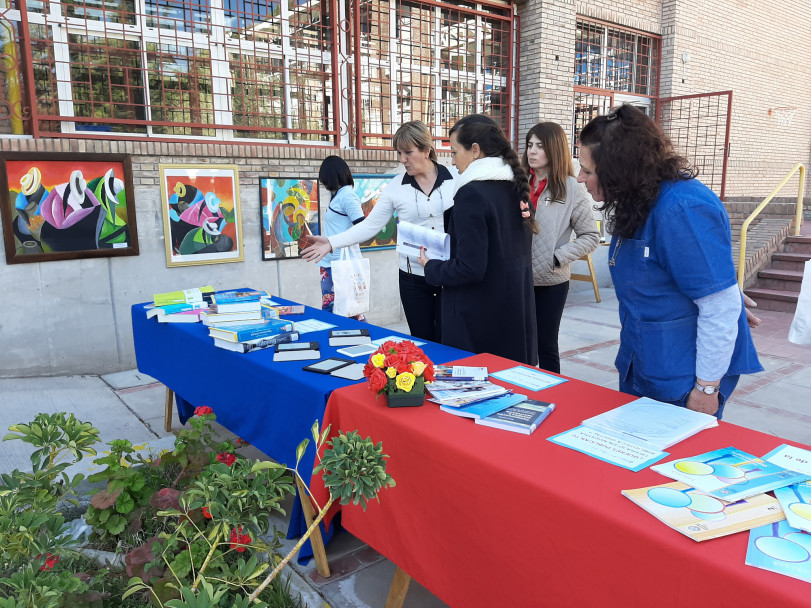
[530,175,600,286]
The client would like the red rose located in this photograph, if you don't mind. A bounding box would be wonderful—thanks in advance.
[363,360,376,379]
[230,526,252,552]
[384,353,404,368]
[367,367,388,393]
[216,452,236,467]
[423,361,435,382]
[38,553,59,571]
[202,506,212,519]
[194,406,213,417]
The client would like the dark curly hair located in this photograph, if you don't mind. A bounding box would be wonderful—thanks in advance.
[450,114,538,234]
[578,104,696,238]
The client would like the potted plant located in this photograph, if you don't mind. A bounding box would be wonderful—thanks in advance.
[363,340,435,407]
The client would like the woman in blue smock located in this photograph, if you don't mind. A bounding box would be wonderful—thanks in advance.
[317,155,366,320]
[576,105,762,418]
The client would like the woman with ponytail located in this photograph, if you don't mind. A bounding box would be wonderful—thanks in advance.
[418,114,538,365]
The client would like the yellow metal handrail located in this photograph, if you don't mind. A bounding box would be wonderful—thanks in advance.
[737,163,806,288]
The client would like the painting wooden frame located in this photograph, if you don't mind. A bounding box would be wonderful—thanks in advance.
[0,152,139,264]
[354,173,397,251]
[159,164,244,267]
[260,176,321,260]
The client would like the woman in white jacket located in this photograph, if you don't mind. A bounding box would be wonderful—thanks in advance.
[302,121,456,341]
[524,122,600,373]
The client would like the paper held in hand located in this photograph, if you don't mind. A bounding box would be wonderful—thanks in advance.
[396,221,450,260]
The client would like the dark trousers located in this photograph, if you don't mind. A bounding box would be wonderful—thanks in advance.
[534,281,570,374]
[399,270,442,343]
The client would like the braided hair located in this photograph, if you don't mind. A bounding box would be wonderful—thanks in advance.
[449,115,538,234]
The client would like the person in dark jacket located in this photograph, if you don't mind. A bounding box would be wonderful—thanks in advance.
[418,115,539,365]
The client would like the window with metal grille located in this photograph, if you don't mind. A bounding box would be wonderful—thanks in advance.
[572,18,660,156]
[2,0,517,146]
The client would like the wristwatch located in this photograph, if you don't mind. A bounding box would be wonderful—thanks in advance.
[694,382,720,395]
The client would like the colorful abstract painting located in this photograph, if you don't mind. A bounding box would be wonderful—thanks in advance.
[159,164,244,267]
[354,174,397,250]
[0,154,138,264]
[260,177,321,260]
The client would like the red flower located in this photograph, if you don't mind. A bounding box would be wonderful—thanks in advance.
[194,406,213,417]
[202,506,212,519]
[367,367,388,393]
[229,526,252,552]
[216,452,236,467]
[38,553,59,571]
[235,438,250,447]
[423,361,435,382]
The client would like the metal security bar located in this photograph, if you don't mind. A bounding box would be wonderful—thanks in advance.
[2,0,517,146]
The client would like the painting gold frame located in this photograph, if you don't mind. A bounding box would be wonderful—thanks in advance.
[159,164,244,267]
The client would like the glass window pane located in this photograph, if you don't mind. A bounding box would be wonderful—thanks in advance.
[63,0,137,26]
[230,52,286,139]
[288,60,331,141]
[223,0,282,45]
[144,0,210,35]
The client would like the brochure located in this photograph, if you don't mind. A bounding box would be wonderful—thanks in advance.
[746,520,811,584]
[371,335,426,347]
[774,482,811,533]
[622,481,784,542]
[490,366,568,392]
[428,382,509,407]
[651,447,811,503]
[582,397,718,451]
[433,366,488,381]
[439,393,527,420]
[396,220,450,260]
[547,426,667,472]
[763,444,811,477]
[294,319,338,334]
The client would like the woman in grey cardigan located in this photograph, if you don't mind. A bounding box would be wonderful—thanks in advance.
[524,122,600,373]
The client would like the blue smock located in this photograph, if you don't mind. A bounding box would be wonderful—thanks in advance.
[609,179,762,405]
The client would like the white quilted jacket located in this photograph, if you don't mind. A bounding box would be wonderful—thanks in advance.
[531,175,600,286]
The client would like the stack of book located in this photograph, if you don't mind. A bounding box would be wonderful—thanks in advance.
[209,317,298,354]
[428,380,510,408]
[202,290,268,328]
[146,286,215,323]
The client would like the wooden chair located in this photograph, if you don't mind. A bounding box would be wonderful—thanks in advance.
[569,252,601,303]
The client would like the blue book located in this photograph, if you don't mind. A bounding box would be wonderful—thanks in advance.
[746,520,811,584]
[440,393,527,420]
[208,318,294,342]
[475,399,555,435]
[212,290,268,304]
[146,301,210,318]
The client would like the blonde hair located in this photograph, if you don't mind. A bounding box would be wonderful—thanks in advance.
[392,121,437,162]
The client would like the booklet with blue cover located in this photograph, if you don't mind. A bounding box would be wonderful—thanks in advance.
[651,447,811,503]
[774,481,811,533]
[490,366,567,391]
[746,520,811,584]
[475,399,555,435]
[439,393,527,420]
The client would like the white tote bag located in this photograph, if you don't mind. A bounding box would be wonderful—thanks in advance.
[331,246,371,318]
[788,260,811,344]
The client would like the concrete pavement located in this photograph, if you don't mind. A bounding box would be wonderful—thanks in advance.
[1,286,809,607]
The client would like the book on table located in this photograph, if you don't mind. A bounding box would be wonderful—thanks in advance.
[428,381,509,407]
[396,221,450,260]
[439,393,527,420]
[581,396,718,451]
[208,318,295,343]
[328,328,372,347]
[273,341,321,362]
[773,481,811,533]
[146,300,210,319]
[212,331,300,354]
[650,447,811,503]
[202,310,264,326]
[211,289,267,304]
[153,286,214,307]
[157,309,207,324]
[622,481,784,542]
[475,399,555,435]
[433,365,488,382]
[745,520,811,584]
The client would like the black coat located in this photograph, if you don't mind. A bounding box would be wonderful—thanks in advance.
[424,180,538,365]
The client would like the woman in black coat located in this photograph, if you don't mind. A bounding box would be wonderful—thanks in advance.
[418,115,539,365]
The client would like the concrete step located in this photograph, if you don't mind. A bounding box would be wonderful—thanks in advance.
[756,268,804,293]
[744,287,798,313]
[785,236,811,254]
[771,252,811,272]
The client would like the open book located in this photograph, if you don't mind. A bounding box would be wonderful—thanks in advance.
[396,221,450,260]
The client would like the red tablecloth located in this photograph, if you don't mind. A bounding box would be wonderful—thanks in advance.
[311,354,810,608]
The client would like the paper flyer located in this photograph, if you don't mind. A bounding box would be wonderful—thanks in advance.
[491,366,568,392]
[774,482,811,533]
[746,520,811,584]
[548,426,667,472]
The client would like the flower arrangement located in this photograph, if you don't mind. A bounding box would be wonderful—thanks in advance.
[363,340,434,398]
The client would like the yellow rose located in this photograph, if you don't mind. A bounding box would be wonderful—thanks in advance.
[411,361,427,377]
[371,353,386,368]
[385,366,397,378]
[396,372,416,392]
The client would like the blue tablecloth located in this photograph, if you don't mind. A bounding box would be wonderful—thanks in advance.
[131,293,469,560]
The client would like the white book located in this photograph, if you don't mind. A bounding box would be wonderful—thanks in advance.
[396,221,450,261]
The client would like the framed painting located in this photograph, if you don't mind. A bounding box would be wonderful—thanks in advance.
[354,174,397,250]
[159,164,244,267]
[260,177,321,260]
[0,153,138,264]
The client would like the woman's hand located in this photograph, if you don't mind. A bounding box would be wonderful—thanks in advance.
[417,247,429,267]
[301,235,332,263]
[686,387,720,416]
